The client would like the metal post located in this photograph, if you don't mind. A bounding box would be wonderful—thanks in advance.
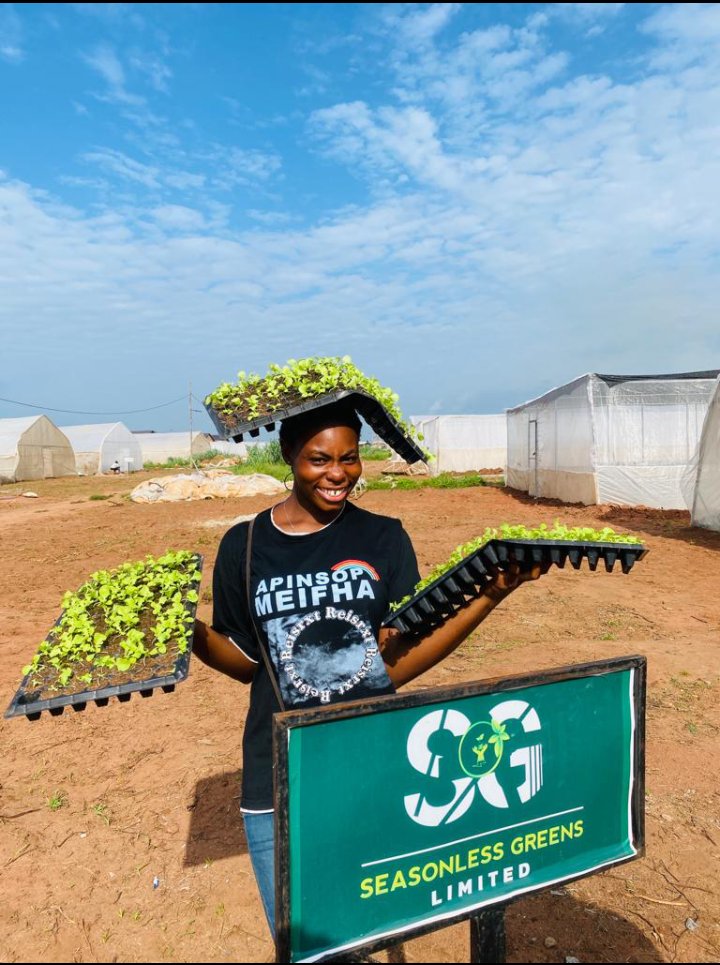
[469,907,506,964]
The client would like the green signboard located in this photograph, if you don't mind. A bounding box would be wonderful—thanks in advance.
[274,656,645,963]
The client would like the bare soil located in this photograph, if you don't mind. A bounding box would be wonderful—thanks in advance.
[1,469,719,963]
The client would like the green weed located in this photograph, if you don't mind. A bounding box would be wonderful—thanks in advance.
[48,790,67,811]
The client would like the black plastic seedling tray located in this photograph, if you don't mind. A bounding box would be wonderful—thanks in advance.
[205,388,426,465]
[382,539,648,636]
[5,556,204,721]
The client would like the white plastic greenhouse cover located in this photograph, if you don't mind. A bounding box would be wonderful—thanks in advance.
[60,422,143,474]
[507,371,719,508]
[210,439,248,458]
[691,376,720,531]
[134,431,215,464]
[0,415,76,482]
[411,415,506,474]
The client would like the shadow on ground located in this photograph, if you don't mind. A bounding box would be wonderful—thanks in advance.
[185,768,247,866]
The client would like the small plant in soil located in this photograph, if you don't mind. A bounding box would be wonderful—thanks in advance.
[390,522,644,611]
[48,789,67,811]
[21,550,202,700]
[205,355,420,442]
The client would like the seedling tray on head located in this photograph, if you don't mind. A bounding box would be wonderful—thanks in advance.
[5,555,204,722]
[382,539,648,636]
[205,388,426,465]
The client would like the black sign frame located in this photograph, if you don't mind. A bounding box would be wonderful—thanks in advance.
[273,654,646,963]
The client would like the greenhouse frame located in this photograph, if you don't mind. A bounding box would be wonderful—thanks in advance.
[0,415,76,483]
[60,422,143,474]
[411,414,506,474]
[133,431,215,465]
[691,375,720,531]
[506,371,719,508]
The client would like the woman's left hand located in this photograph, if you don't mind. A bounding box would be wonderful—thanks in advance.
[487,560,550,596]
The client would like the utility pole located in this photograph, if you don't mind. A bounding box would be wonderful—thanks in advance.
[189,380,198,472]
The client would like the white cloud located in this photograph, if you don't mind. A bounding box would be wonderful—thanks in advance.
[382,3,462,49]
[552,4,625,23]
[129,49,173,93]
[0,3,23,62]
[641,2,720,70]
[2,4,720,420]
[207,146,283,191]
[70,4,142,27]
[165,171,206,191]
[246,209,295,226]
[643,2,720,43]
[151,205,207,232]
[83,43,125,89]
[81,42,173,122]
[82,148,161,188]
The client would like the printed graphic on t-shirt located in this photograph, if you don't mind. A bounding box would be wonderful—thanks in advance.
[254,560,391,706]
[254,560,379,616]
[264,607,391,705]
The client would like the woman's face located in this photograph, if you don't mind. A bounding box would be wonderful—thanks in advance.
[287,425,362,512]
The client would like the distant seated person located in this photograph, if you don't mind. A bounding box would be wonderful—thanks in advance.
[109,459,121,474]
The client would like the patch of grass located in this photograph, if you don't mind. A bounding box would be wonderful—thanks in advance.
[89,494,110,501]
[92,802,111,825]
[359,444,392,460]
[142,456,192,470]
[231,461,287,482]
[230,440,287,480]
[143,450,226,470]
[245,440,284,465]
[367,472,494,492]
[48,789,67,811]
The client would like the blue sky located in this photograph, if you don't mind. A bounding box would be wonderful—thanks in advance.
[1,3,719,432]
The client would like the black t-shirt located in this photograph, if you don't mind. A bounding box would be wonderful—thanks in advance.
[212,503,420,810]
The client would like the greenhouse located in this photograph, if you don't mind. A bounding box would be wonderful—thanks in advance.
[133,431,215,465]
[690,376,720,531]
[60,422,143,474]
[208,438,248,459]
[506,371,719,508]
[0,415,76,483]
[411,414,506,474]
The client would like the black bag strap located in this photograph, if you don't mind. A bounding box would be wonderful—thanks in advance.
[246,515,286,711]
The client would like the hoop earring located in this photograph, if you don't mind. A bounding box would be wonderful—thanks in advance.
[283,471,294,492]
[349,476,366,501]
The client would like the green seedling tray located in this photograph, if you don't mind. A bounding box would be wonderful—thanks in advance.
[5,556,203,721]
[205,388,426,464]
[382,539,648,636]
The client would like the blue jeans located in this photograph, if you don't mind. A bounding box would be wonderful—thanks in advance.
[242,811,275,938]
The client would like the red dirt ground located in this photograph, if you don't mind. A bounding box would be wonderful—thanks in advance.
[1,469,719,963]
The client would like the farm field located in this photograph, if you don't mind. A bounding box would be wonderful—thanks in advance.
[1,470,719,964]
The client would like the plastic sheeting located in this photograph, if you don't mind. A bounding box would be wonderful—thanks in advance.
[0,415,76,482]
[130,470,283,502]
[133,431,216,465]
[507,372,718,508]
[60,422,143,474]
[411,414,506,474]
[208,439,248,459]
[691,376,720,531]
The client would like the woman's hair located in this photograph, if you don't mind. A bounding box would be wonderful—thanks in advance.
[279,400,362,458]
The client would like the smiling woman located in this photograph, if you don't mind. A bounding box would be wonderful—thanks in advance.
[192,398,542,939]
[277,400,363,521]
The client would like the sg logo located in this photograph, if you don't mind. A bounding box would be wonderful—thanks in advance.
[404,701,543,827]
